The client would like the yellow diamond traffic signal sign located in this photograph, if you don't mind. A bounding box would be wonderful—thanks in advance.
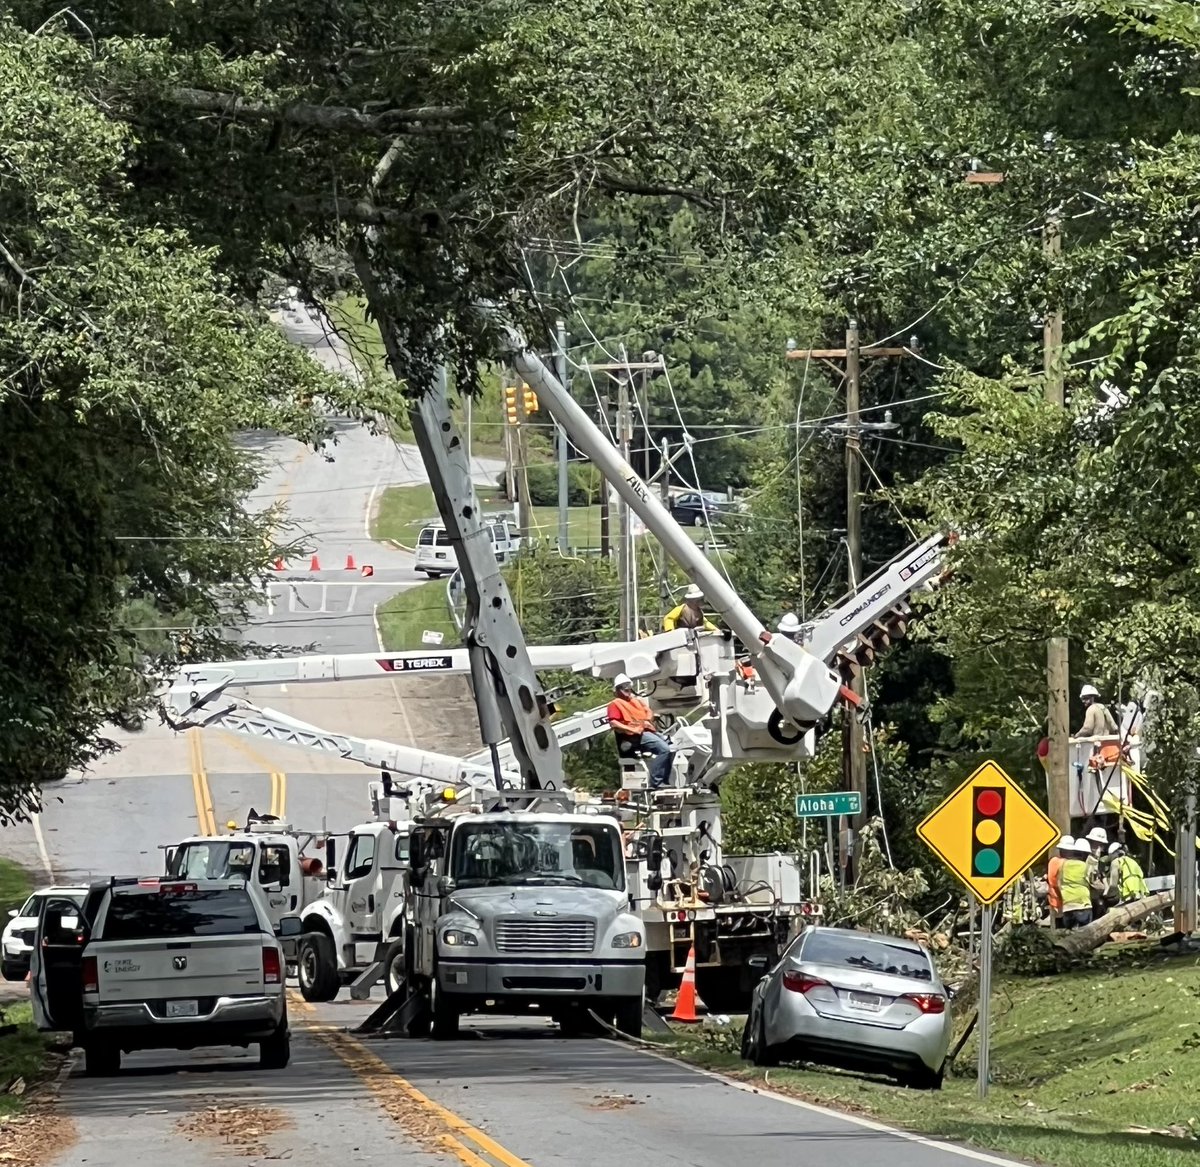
[916,760,1059,905]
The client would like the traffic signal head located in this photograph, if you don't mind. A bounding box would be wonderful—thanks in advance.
[523,387,538,414]
[504,384,518,424]
[970,785,1005,878]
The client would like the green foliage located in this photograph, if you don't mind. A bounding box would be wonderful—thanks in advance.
[498,463,601,508]
[0,18,378,819]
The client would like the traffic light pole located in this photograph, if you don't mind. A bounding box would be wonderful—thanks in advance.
[555,319,570,551]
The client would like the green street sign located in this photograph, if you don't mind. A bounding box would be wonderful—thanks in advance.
[795,792,863,818]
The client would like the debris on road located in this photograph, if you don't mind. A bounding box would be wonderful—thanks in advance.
[589,1093,642,1111]
[176,1101,291,1158]
[0,1108,76,1167]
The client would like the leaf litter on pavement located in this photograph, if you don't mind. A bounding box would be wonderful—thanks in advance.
[176,1101,291,1159]
[0,1108,76,1167]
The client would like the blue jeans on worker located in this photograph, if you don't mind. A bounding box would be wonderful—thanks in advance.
[637,731,673,788]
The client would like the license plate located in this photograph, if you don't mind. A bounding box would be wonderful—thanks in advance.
[166,999,199,1018]
[848,991,882,1012]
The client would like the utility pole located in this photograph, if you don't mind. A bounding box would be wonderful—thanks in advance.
[554,319,569,552]
[1044,217,1072,838]
[659,436,671,614]
[616,349,635,640]
[786,329,907,880]
[514,377,532,543]
[844,320,868,861]
[501,372,517,519]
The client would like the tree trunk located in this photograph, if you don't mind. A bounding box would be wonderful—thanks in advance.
[1051,891,1172,956]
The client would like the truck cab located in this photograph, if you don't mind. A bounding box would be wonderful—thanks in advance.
[404,795,646,1039]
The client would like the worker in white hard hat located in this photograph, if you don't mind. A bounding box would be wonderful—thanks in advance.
[1047,836,1073,928]
[1107,840,1149,903]
[606,674,673,789]
[662,584,717,633]
[777,612,803,642]
[1076,683,1118,739]
[1059,839,1094,928]
[1083,826,1113,917]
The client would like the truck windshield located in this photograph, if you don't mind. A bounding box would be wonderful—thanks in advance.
[450,821,624,890]
[168,841,256,881]
[102,888,262,940]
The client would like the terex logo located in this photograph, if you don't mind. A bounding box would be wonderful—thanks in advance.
[377,655,453,672]
[899,547,939,581]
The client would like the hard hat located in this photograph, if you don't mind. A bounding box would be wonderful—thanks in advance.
[1108,841,1125,855]
[684,584,704,601]
[613,673,632,689]
[777,612,802,634]
[1057,835,1075,850]
[1086,827,1108,844]
[1080,683,1100,699]
[1073,839,1092,854]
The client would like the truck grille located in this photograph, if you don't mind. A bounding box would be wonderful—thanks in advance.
[494,919,596,954]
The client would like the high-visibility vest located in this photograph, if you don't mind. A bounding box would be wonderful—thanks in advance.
[607,695,655,735]
[662,603,716,632]
[1059,859,1091,911]
[1047,856,1064,912]
[1115,855,1149,901]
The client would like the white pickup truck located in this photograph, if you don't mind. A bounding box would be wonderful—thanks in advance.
[39,877,301,1076]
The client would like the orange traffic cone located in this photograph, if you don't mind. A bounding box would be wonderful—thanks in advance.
[360,564,374,577]
[345,553,356,571]
[669,945,704,1023]
[309,554,321,571]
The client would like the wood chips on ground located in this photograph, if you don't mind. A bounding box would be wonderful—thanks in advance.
[176,1101,291,1159]
[0,1109,76,1167]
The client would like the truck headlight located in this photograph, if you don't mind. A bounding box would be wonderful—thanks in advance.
[611,931,643,949]
[442,928,478,947]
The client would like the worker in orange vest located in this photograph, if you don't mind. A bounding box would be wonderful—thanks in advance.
[606,674,673,789]
[1047,835,1072,928]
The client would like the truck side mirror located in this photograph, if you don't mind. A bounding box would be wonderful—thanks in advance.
[164,846,178,874]
[409,833,426,877]
[276,916,303,938]
[325,836,336,871]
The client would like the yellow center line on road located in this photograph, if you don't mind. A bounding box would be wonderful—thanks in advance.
[187,729,217,836]
[288,992,531,1167]
[219,732,288,822]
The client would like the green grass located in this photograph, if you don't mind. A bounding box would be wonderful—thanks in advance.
[372,482,718,552]
[0,857,31,915]
[659,952,1200,1167]
[0,1003,56,1116]
[376,579,459,651]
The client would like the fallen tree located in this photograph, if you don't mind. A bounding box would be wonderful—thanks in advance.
[1051,892,1173,957]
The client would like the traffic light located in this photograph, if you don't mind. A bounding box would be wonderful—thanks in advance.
[523,385,539,414]
[835,601,913,683]
[504,384,518,425]
[970,785,1005,878]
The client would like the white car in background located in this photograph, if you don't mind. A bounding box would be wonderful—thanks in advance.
[3,886,89,981]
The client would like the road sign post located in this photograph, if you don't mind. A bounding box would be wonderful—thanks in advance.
[916,760,1059,1100]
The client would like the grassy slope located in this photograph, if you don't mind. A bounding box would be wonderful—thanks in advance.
[376,579,459,650]
[661,950,1200,1167]
[372,482,714,552]
[0,1004,54,1117]
[0,857,31,914]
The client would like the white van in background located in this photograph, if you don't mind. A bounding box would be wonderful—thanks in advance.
[414,518,521,577]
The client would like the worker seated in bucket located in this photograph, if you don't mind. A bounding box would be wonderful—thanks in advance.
[606,674,674,789]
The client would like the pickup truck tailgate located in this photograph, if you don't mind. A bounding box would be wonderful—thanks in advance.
[90,936,265,1001]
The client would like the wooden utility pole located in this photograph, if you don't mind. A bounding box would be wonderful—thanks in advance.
[659,436,671,615]
[616,354,635,639]
[501,372,517,516]
[554,319,570,552]
[514,377,532,542]
[844,320,868,850]
[1044,218,1072,837]
[786,330,908,879]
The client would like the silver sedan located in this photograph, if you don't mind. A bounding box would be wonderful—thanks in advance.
[740,925,953,1089]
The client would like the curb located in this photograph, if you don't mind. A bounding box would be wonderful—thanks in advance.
[384,539,414,553]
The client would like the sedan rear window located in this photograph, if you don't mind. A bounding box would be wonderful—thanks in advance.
[102,889,262,940]
[800,932,932,981]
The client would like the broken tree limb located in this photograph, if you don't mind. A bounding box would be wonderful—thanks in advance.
[1051,891,1172,956]
[167,88,469,134]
